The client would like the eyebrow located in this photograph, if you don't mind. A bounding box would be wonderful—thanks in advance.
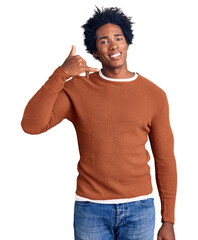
[99,33,123,40]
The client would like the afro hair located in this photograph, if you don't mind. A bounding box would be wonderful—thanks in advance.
[81,6,135,60]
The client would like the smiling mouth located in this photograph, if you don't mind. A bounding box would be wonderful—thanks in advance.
[109,52,122,59]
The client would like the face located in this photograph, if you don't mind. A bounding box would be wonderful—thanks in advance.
[93,23,129,70]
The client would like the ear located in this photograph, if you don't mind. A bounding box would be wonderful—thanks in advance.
[93,50,98,58]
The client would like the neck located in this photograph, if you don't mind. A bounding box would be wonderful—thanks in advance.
[101,64,133,79]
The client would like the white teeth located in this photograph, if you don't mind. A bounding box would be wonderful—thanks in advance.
[110,52,121,58]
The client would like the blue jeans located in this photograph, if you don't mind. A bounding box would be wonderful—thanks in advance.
[73,198,155,240]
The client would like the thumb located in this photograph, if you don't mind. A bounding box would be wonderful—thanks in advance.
[68,45,76,57]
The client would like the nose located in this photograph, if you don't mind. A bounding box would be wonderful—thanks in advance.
[109,40,119,50]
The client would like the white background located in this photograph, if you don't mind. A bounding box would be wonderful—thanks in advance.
[0,0,197,239]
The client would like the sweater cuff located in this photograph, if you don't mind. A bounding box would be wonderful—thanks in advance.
[59,65,71,77]
[161,197,176,224]
[42,66,71,92]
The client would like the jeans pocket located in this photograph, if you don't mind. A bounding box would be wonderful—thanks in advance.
[75,201,93,206]
[137,198,154,207]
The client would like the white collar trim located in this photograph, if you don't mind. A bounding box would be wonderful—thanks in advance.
[99,70,138,82]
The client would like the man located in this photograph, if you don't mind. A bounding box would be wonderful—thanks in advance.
[21,6,177,240]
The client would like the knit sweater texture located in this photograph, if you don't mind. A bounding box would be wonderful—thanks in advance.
[21,66,177,224]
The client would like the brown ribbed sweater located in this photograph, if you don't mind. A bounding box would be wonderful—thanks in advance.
[21,66,177,224]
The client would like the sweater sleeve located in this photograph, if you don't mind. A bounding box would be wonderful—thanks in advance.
[21,66,73,134]
[148,93,177,224]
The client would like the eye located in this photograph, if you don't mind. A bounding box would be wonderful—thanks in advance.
[101,40,108,45]
[117,37,123,41]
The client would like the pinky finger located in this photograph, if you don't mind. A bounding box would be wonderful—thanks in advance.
[86,71,89,79]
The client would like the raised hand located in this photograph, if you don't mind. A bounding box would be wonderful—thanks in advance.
[61,45,99,78]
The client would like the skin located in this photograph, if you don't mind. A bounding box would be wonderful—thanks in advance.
[158,222,176,240]
[61,45,99,78]
[61,23,176,239]
[93,23,134,79]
